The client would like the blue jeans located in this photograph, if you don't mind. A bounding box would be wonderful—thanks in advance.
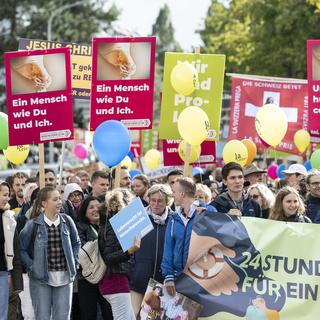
[29,278,72,320]
[0,271,9,320]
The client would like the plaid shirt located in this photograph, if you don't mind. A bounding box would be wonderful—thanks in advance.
[45,215,67,271]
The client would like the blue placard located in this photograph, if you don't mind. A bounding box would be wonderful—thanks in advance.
[109,197,154,252]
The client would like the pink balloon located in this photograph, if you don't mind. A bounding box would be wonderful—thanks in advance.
[267,165,278,180]
[73,143,88,160]
[260,137,271,148]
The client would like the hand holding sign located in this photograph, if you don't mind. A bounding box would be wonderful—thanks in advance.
[128,236,141,254]
[109,197,153,252]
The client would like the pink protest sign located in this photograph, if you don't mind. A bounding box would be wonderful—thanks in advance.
[307,40,320,142]
[163,140,216,166]
[5,48,73,145]
[90,37,156,131]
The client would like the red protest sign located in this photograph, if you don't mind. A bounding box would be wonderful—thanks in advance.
[307,40,320,142]
[5,48,73,145]
[228,77,308,154]
[163,140,216,166]
[90,37,156,131]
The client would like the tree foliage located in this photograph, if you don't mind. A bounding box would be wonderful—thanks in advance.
[152,4,181,67]
[0,0,119,111]
[151,4,181,120]
[200,0,320,82]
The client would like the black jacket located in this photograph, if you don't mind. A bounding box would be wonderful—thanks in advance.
[76,222,99,246]
[284,214,311,223]
[63,202,78,222]
[211,192,262,218]
[130,213,169,294]
[305,194,320,223]
[98,220,132,277]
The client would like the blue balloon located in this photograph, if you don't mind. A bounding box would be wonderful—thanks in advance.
[277,164,286,179]
[93,120,131,167]
[127,151,134,161]
[304,160,312,172]
[129,169,141,179]
[192,167,203,176]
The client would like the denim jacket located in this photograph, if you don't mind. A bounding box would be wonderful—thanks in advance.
[19,213,80,284]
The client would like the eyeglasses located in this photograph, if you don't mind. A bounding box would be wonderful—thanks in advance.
[69,192,83,200]
[309,182,320,187]
[150,198,166,205]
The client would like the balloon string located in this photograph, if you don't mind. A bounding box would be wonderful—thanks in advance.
[274,148,277,164]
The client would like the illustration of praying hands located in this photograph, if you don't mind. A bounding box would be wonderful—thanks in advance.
[99,42,136,79]
[11,55,52,92]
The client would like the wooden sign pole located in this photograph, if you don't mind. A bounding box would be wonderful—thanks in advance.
[38,143,45,189]
[183,142,192,177]
[114,164,121,189]
[58,141,66,191]
[183,46,201,178]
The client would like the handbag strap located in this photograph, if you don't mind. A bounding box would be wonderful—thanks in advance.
[90,224,98,238]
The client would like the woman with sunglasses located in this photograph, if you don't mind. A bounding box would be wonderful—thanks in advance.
[248,184,275,219]
[130,184,173,317]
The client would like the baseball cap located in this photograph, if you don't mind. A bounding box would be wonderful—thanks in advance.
[282,164,307,176]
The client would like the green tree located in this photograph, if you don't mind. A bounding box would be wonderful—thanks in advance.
[152,4,181,67]
[200,0,320,81]
[0,0,119,111]
[151,4,181,120]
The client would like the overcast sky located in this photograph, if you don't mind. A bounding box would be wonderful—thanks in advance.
[109,0,212,51]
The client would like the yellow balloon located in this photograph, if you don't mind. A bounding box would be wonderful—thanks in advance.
[3,145,30,165]
[178,106,210,146]
[0,155,8,170]
[130,161,138,170]
[223,140,248,167]
[144,149,161,169]
[120,156,132,169]
[178,140,201,163]
[255,104,288,147]
[294,129,310,153]
[170,62,198,96]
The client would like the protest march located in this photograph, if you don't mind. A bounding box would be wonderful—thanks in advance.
[1,1,320,320]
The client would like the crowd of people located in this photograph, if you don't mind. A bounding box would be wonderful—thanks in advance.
[0,161,319,320]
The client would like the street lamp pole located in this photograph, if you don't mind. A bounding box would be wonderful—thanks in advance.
[47,1,86,41]
[46,1,87,187]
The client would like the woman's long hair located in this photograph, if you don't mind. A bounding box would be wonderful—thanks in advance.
[269,186,305,221]
[30,186,56,219]
[248,183,275,210]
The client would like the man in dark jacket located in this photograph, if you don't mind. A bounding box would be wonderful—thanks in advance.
[305,170,320,223]
[210,162,262,218]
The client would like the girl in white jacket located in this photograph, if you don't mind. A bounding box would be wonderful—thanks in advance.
[0,181,22,320]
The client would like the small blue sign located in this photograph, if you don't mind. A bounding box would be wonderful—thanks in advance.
[109,197,154,252]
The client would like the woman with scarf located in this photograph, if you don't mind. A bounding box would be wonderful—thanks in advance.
[130,184,173,316]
